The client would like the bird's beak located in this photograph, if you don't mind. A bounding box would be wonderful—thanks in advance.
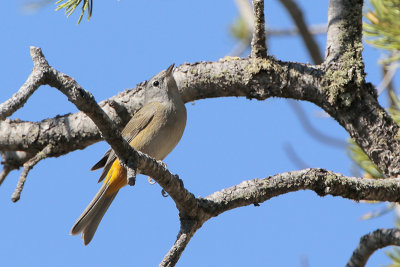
[166,63,175,75]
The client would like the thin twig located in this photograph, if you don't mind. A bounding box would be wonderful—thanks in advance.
[228,40,251,57]
[377,63,398,96]
[346,228,400,267]
[126,161,137,186]
[0,151,34,187]
[283,142,310,169]
[234,0,254,31]
[250,0,267,58]
[0,71,45,120]
[228,24,326,57]
[287,100,347,148]
[0,166,15,186]
[22,0,53,14]
[266,23,327,37]
[11,144,53,202]
[279,0,323,64]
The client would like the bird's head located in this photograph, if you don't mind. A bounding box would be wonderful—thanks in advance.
[144,64,180,104]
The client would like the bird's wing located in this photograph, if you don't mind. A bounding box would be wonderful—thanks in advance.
[90,103,158,183]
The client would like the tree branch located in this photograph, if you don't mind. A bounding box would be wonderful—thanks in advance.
[279,0,323,64]
[0,151,34,186]
[132,152,198,218]
[283,142,310,169]
[156,167,400,266]
[2,50,400,264]
[201,168,400,217]
[26,47,142,185]
[0,47,198,218]
[346,228,400,267]
[377,63,398,96]
[35,47,200,215]
[2,1,399,266]
[325,0,363,64]
[287,100,347,148]
[160,219,200,267]
[158,166,400,266]
[266,23,327,37]
[11,144,54,202]
[0,72,45,120]
[0,165,14,187]
[321,0,400,177]
[2,46,399,176]
[250,0,267,58]
[0,57,324,155]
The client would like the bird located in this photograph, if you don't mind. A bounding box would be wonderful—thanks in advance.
[70,64,187,245]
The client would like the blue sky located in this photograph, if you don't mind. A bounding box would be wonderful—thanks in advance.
[0,0,398,266]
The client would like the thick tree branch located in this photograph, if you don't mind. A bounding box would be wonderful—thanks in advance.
[157,167,400,266]
[250,0,267,58]
[201,168,400,217]
[132,152,198,218]
[0,57,324,154]
[0,47,199,221]
[325,0,363,64]
[320,0,400,177]
[2,48,400,265]
[1,1,399,266]
[1,50,400,176]
[346,228,400,267]
[324,0,364,98]
[325,85,400,177]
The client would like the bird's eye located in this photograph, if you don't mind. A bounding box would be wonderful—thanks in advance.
[152,80,159,87]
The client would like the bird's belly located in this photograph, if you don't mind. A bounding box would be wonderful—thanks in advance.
[131,109,186,161]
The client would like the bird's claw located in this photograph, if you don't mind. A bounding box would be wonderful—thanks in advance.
[161,189,168,197]
[148,176,156,185]
[157,160,168,169]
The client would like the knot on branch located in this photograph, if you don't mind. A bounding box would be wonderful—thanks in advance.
[323,56,366,108]
[244,57,284,100]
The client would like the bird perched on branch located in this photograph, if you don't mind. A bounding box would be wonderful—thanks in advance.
[70,64,187,245]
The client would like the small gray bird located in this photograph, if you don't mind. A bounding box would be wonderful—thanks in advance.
[70,64,187,245]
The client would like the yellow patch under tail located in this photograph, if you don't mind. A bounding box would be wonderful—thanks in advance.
[104,159,127,196]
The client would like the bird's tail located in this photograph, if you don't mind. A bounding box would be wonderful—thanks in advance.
[70,182,118,245]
